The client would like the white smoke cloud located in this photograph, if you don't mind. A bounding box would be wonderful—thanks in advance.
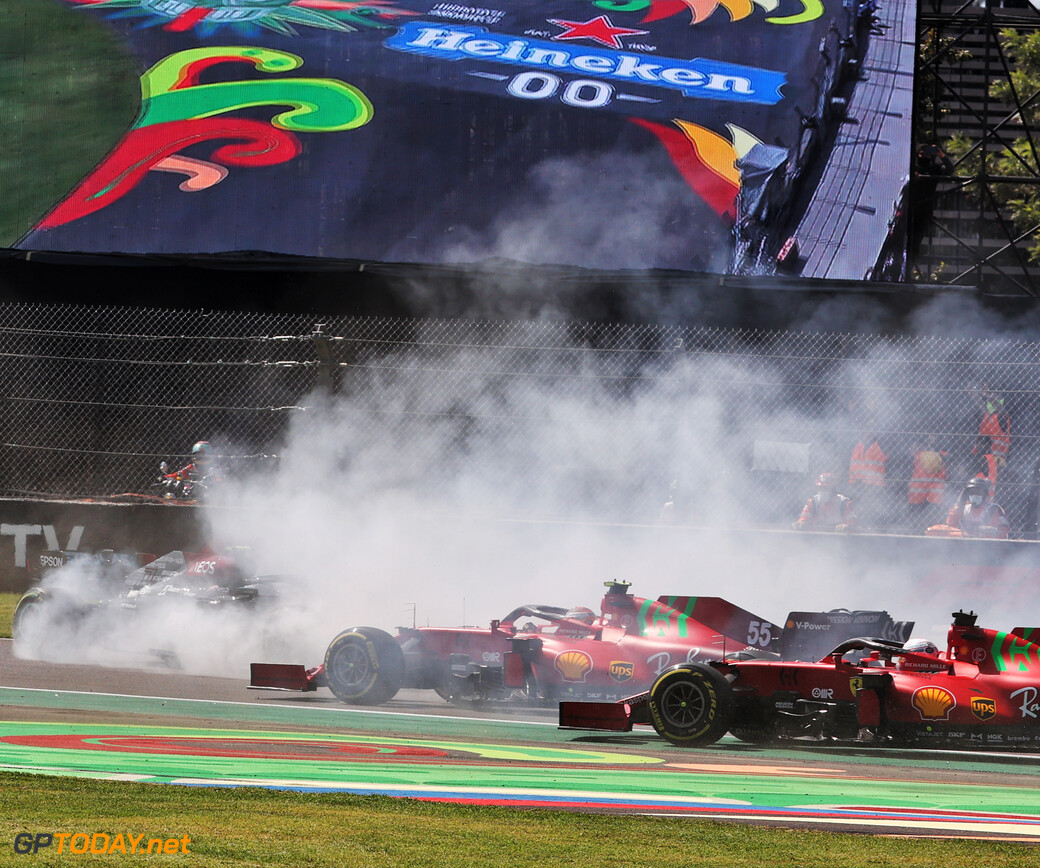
[191,341,960,651]
[432,149,727,274]
[18,310,1038,676]
[12,551,326,675]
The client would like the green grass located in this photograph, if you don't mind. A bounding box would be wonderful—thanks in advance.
[0,0,140,244]
[0,591,18,639]
[0,771,1036,867]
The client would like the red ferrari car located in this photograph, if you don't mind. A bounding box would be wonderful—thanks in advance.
[560,610,1040,750]
[249,581,910,707]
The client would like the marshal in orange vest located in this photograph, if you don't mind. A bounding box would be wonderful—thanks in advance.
[849,439,886,487]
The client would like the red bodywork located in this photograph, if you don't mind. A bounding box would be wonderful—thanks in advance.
[251,582,780,704]
[560,612,1040,750]
[403,588,775,702]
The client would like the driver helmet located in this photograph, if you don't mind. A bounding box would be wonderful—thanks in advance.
[815,472,837,500]
[965,476,988,506]
[903,639,939,655]
[565,606,597,625]
[191,441,212,462]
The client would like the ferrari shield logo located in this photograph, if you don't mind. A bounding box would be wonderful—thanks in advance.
[609,661,634,683]
[971,697,996,721]
[849,676,864,698]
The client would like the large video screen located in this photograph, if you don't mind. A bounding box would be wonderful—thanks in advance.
[7,0,914,279]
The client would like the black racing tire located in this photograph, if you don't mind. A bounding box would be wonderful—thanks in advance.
[11,589,49,647]
[647,664,735,747]
[323,627,405,706]
[12,587,93,657]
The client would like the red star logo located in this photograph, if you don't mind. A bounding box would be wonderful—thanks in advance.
[548,15,649,49]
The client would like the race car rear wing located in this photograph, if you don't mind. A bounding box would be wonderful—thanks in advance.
[656,599,914,662]
[653,596,782,655]
[780,611,914,662]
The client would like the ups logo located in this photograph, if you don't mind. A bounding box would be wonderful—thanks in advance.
[971,697,996,721]
[609,661,634,683]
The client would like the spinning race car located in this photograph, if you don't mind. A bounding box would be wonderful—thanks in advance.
[12,548,289,663]
[249,581,911,707]
[560,611,1040,751]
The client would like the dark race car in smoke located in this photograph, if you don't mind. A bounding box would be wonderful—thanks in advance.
[559,610,1040,751]
[249,580,912,707]
[12,548,297,670]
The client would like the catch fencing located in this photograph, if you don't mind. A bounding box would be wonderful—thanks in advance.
[1,304,1037,537]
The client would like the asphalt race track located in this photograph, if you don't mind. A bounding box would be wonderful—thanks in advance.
[3,638,1040,841]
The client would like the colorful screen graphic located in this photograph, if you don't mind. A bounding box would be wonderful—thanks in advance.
[8,0,915,279]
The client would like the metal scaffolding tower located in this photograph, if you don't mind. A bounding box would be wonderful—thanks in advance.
[913,0,1040,295]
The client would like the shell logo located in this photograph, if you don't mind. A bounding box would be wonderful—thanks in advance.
[555,650,593,682]
[912,685,956,720]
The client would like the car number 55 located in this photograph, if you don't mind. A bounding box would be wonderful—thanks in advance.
[747,620,773,647]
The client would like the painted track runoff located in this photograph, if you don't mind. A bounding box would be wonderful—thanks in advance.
[2,639,1040,840]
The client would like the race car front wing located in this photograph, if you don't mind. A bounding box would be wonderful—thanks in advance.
[248,663,326,692]
[559,692,651,732]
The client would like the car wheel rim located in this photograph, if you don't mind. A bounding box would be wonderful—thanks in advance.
[661,679,706,728]
[331,641,372,690]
